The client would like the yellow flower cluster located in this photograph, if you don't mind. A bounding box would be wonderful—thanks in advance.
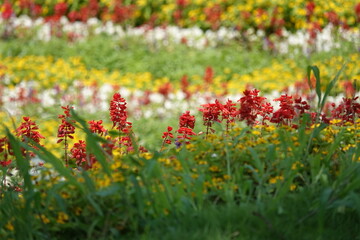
[1,53,359,95]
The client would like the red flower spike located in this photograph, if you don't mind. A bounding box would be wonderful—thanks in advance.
[109,92,134,152]
[331,97,360,124]
[238,89,270,126]
[221,99,238,130]
[57,106,76,166]
[70,140,96,169]
[15,116,45,157]
[109,93,131,132]
[179,111,196,129]
[270,94,296,125]
[199,100,222,135]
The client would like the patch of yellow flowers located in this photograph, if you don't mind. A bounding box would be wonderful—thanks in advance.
[1,53,359,94]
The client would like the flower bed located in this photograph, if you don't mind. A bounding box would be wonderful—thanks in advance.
[1,70,360,237]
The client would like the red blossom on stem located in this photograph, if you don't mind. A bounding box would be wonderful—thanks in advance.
[179,111,195,129]
[238,89,269,126]
[199,100,222,135]
[109,93,132,132]
[161,126,174,149]
[177,127,196,144]
[294,97,311,116]
[270,94,296,125]
[70,140,96,169]
[57,105,76,166]
[331,97,360,123]
[221,99,238,131]
[109,92,133,152]
[88,120,107,136]
[15,116,45,157]
[259,102,274,125]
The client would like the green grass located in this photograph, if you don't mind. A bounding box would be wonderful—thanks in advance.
[0,35,357,81]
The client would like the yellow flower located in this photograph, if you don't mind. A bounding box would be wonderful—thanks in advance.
[56,212,69,224]
[5,221,14,231]
[269,175,284,184]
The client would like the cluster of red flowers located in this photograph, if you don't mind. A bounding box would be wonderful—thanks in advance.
[88,120,107,136]
[0,116,43,171]
[1,87,359,173]
[70,140,96,170]
[15,116,45,157]
[162,110,197,148]
[331,97,360,123]
[199,89,360,131]
[238,89,272,126]
[177,111,196,144]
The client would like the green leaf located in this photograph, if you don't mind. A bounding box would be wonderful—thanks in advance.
[96,184,121,197]
[320,63,346,111]
[307,65,321,109]
[6,129,33,193]
[71,110,112,176]
[26,141,84,192]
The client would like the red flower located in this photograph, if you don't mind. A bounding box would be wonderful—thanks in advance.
[57,106,76,166]
[177,127,196,144]
[176,0,188,8]
[356,3,360,22]
[294,97,310,115]
[238,89,270,126]
[179,111,195,129]
[162,126,174,145]
[331,97,360,124]
[57,106,76,143]
[1,3,13,20]
[221,99,238,122]
[203,66,214,85]
[15,117,45,157]
[68,11,80,22]
[109,93,132,132]
[158,82,172,99]
[199,100,222,134]
[88,120,107,136]
[306,1,316,20]
[54,2,68,16]
[70,140,96,169]
[270,94,296,125]
[180,75,191,100]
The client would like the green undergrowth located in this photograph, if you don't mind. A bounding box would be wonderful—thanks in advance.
[1,112,360,239]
